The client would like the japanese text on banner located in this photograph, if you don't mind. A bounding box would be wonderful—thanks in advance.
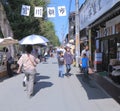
[58,6,66,16]
[47,7,56,18]
[21,5,30,16]
[34,7,43,17]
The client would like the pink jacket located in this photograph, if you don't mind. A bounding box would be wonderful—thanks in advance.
[17,54,39,71]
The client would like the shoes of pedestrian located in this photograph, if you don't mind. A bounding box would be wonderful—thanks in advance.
[24,88,28,91]
[23,81,26,87]
[29,93,34,98]
[59,76,64,78]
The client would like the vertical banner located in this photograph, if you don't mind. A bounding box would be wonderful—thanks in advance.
[58,6,66,16]
[34,7,43,17]
[47,7,56,18]
[21,5,30,16]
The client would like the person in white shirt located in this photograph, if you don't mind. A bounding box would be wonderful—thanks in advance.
[80,45,91,72]
[81,45,91,60]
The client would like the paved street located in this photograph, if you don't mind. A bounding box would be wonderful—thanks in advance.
[0,56,120,111]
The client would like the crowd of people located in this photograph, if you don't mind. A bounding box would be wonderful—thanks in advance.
[2,44,91,98]
[2,45,53,98]
[56,45,91,78]
[57,46,73,78]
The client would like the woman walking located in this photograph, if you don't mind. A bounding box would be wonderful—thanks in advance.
[17,45,39,98]
[64,46,73,76]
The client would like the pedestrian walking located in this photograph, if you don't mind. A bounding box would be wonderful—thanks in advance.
[80,45,91,73]
[3,47,14,77]
[17,45,40,98]
[80,53,89,77]
[64,46,73,76]
[81,45,91,65]
[58,51,65,78]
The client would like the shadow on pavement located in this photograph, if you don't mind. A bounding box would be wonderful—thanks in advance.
[76,74,111,100]
[65,73,73,77]
[0,71,18,82]
[34,81,53,96]
[52,62,58,64]
[90,74,120,104]
[34,74,52,96]
[35,74,50,82]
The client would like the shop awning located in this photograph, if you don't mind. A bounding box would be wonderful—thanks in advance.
[0,37,18,46]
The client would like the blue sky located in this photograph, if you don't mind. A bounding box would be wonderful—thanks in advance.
[48,0,85,42]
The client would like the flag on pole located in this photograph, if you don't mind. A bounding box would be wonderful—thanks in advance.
[58,6,66,16]
[21,5,30,16]
[34,7,43,17]
[47,7,56,18]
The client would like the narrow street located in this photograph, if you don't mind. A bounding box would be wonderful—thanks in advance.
[0,56,120,111]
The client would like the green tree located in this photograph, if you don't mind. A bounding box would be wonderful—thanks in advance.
[40,20,60,46]
[3,0,60,46]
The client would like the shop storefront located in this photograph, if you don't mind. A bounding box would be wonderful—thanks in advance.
[94,7,120,71]
[79,0,120,71]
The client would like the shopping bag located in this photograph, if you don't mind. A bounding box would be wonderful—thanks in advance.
[88,68,94,74]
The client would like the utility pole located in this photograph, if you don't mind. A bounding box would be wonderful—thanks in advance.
[75,0,80,67]
[61,25,65,46]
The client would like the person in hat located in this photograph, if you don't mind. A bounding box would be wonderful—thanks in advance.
[64,46,73,76]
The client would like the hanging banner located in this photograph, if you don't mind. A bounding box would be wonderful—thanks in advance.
[47,7,56,18]
[34,7,43,17]
[20,5,67,18]
[58,6,66,16]
[21,5,30,16]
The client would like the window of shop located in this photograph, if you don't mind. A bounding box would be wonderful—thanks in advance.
[115,23,120,34]
[101,40,109,70]
[109,38,117,59]
[117,37,120,60]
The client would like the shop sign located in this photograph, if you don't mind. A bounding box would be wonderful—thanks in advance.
[95,53,102,62]
[80,0,119,30]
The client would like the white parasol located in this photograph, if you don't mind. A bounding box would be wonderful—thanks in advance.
[19,34,49,45]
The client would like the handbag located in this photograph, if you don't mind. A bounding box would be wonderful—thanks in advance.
[88,67,94,74]
[22,54,36,75]
[27,54,36,67]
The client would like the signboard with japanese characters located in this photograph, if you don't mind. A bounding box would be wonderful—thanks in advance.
[80,0,119,30]
[34,7,43,17]
[58,6,66,16]
[47,7,56,18]
[21,5,30,16]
